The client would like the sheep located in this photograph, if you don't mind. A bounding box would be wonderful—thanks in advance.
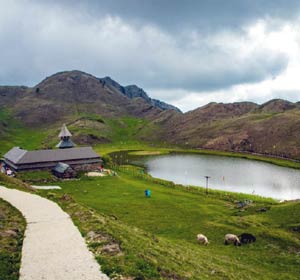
[196,234,209,245]
[224,234,241,246]
[239,233,256,244]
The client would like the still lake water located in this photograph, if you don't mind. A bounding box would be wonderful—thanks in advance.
[141,154,300,200]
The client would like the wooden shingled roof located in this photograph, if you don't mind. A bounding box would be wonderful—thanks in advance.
[4,147,100,164]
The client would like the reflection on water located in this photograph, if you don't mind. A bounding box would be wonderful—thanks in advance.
[142,154,300,200]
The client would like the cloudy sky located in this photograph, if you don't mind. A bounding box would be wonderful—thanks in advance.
[1,0,300,111]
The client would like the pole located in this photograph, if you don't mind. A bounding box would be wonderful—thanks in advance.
[205,176,210,195]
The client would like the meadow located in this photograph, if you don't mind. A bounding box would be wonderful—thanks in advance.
[1,111,300,279]
[0,197,25,280]
[29,168,300,279]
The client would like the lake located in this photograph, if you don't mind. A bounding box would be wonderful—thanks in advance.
[134,153,300,200]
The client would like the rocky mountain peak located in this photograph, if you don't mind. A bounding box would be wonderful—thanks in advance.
[99,76,181,113]
[258,99,297,113]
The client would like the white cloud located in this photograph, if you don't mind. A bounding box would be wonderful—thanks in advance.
[150,19,300,112]
[0,0,299,112]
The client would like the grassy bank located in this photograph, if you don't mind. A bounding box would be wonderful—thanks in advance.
[0,109,48,157]
[104,146,300,169]
[179,148,300,169]
[1,151,300,279]
[0,198,26,280]
[29,169,300,279]
[1,106,299,170]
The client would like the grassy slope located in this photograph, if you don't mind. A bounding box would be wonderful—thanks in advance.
[1,167,300,279]
[0,111,159,157]
[34,170,300,279]
[162,108,300,160]
[0,109,48,156]
[0,198,26,280]
[1,106,299,170]
[1,111,300,278]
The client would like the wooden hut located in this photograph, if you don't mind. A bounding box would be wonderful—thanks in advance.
[3,125,102,171]
[52,162,77,178]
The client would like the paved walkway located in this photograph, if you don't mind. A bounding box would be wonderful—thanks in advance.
[0,186,109,280]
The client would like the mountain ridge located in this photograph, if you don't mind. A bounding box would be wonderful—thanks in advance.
[1,70,300,159]
[99,76,181,112]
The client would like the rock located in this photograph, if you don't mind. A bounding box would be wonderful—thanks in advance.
[0,229,18,237]
[86,231,97,240]
[101,243,122,255]
[257,207,268,212]
[292,227,300,232]
[110,273,134,280]
[86,231,111,243]
[60,194,72,201]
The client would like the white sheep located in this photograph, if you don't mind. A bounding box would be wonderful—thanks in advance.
[196,234,209,245]
[224,234,241,246]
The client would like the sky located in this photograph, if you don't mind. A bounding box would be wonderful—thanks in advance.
[1,0,300,112]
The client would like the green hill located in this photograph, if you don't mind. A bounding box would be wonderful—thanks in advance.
[1,70,300,160]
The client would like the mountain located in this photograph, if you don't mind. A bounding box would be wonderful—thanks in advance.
[99,77,181,112]
[0,70,182,154]
[257,99,298,113]
[1,70,300,160]
[0,70,180,127]
[156,99,300,159]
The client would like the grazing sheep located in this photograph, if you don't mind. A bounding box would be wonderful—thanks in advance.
[224,234,241,246]
[196,234,209,245]
[239,233,256,244]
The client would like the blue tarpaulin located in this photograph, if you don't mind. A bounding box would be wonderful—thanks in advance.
[144,189,151,197]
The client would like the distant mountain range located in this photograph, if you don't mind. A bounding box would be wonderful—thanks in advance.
[1,70,300,159]
[158,99,300,159]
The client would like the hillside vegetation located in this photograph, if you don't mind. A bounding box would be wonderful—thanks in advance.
[1,70,300,279]
[1,70,300,160]
[157,100,300,159]
[0,196,25,280]
[2,169,300,279]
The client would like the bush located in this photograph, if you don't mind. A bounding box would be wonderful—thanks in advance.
[102,154,113,167]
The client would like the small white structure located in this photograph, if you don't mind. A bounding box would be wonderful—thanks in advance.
[31,186,62,190]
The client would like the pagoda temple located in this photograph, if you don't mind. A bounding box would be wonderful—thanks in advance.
[2,125,102,171]
[56,124,75,149]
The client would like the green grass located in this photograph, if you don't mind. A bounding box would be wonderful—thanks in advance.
[102,146,300,169]
[0,109,48,157]
[0,113,162,157]
[2,113,300,278]
[128,150,170,156]
[0,198,26,280]
[16,170,56,183]
[32,170,300,279]
[78,113,105,123]
[105,117,153,145]
[1,169,300,279]
[2,107,298,170]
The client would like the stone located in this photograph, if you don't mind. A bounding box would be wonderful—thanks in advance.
[101,243,122,255]
[0,229,18,237]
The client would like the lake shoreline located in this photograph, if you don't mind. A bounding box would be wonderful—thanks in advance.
[176,148,300,169]
[107,146,300,170]
[110,150,300,200]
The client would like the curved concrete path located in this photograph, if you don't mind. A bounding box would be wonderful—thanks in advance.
[0,186,109,280]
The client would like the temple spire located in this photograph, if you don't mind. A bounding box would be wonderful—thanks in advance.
[58,124,72,138]
[56,124,75,149]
